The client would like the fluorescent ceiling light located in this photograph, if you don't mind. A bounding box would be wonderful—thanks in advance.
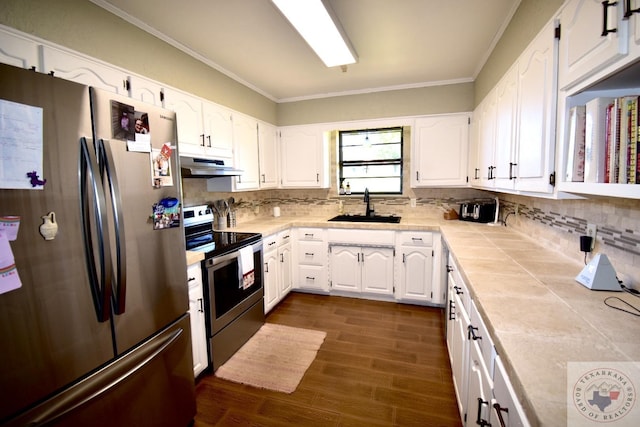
[272,0,357,67]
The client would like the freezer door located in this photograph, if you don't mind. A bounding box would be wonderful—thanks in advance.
[3,314,196,427]
[89,88,189,355]
[0,64,114,421]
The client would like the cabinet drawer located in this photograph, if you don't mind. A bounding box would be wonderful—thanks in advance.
[297,241,327,265]
[327,228,395,245]
[187,263,203,291]
[493,356,531,427]
[277,229,292,246]
[397,231,434,246]
[263,234,278,252]
[469,300,497,378]
[297,228,326,241]
[297,265,328,290]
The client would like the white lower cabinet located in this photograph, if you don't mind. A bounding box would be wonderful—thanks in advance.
[263,230,292,313]
[396,231,443,304]
[492,356,531,427]
[445,252,530,427]
[187,262,208,378]
[329,245,395,296]
[294,228,329,292]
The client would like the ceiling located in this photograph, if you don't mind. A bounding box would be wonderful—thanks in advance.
[91,0,522,103]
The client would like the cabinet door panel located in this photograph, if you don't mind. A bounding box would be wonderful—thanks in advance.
[202,103,233,159]
[361,247,394,295]
[233,114,260,190]
[559,0,628,88]
[258,122,278,188]
[163,88,204,156]
[263,251,279,313]
[279,244,292,296]
[413,115,469,187]
[330,246,360,292]
[41,46,128,95]
[400,248,433,301]
[516,21,557,193]
[280,126,324,187]
[130,76,163,107]
[494,66,518,190]
[0,28,39,70]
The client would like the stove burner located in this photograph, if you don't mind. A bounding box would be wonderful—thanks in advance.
[184,205,261,258]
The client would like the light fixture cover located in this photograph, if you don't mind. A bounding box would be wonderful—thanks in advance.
[272,0,357,67]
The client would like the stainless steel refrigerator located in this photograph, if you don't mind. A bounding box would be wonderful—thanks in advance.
[0,64,196,426]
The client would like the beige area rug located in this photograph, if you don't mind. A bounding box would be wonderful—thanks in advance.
[214,323,326,394]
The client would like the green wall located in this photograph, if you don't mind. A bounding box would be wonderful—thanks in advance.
[474,0,564,107]
[0,0,277,123]
[0,0,565,125]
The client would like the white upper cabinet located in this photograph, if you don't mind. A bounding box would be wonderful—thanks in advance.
[202,102,234,159]
[0,27,39,70]
[163,88,234,161]
[493,64,519,191]
[279,125,329,188]
[412,114,470,187]
[258,122,279,189]
[162,87,205,157]
[129,76,164,107]
[474,90,498,189]
[558,0,628,89]
[471,19,558,196]
[41,45,129,95]
[232,113,260,191]
[556,1,640,199]
[514,20,558,194]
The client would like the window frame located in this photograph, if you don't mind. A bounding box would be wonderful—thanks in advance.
[338,126,404,195]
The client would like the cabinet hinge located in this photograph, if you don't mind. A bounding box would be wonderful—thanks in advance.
[160,90,165,102]
[549,172,556,187]
[432,250,434,257]
[431,292,433,298]
[393,248,396,257]
[555,24,561,39]
[468,117,471,125]
[466,175,469,183]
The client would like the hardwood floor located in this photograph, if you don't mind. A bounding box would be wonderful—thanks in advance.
[193,292,462,427]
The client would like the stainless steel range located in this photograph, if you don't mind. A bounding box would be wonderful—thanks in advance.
[184,205,264,371]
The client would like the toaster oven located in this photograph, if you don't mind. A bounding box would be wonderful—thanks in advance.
[459,201,497,223]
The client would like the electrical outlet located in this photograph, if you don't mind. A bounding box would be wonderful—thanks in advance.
[586,224,597,250]
[410,198,417,208]
[514,203,519,216]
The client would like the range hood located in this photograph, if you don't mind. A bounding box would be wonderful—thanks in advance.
[180,156,243,178]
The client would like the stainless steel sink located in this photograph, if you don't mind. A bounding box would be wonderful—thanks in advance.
[328,214,401,224]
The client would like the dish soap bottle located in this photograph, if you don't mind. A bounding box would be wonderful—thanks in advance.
[339,181,345,195]
[345,182,351,195]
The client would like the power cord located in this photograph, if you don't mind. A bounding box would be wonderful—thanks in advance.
[603,278,640,317]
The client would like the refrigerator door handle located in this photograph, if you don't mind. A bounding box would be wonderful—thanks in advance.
[79,137,113,322]
[98,139,127,315]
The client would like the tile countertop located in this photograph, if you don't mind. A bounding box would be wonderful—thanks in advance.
[197,215,640,426]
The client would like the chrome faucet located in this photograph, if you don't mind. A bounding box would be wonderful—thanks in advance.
[364,187,372,217]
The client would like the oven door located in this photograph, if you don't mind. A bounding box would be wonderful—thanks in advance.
[205,241,263,335]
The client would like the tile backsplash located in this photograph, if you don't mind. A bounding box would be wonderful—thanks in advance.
[183,178,639,289]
